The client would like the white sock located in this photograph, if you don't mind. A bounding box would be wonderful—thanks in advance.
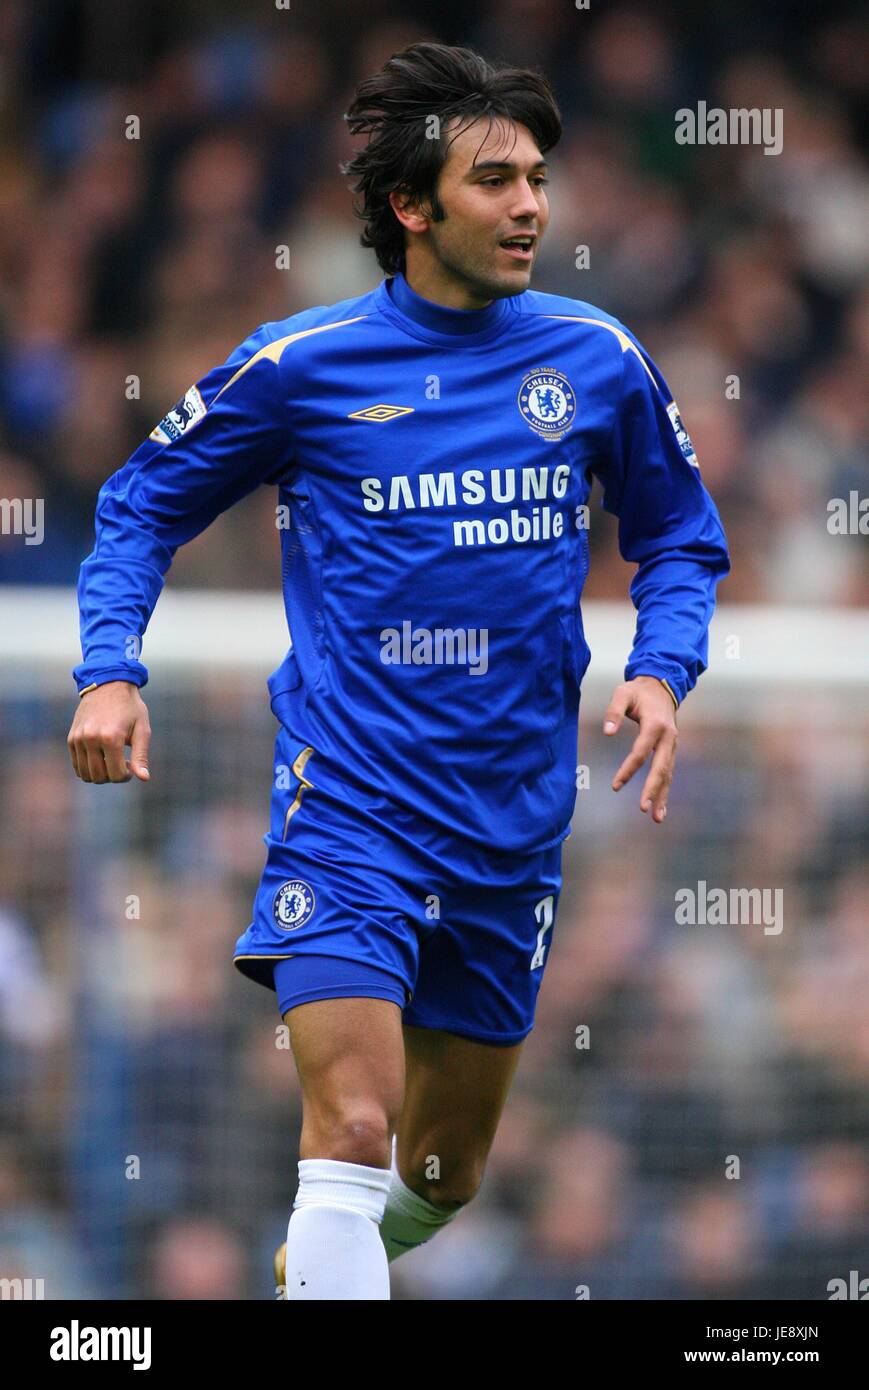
[283,1158,391,1300]
[380,1137,460,1262]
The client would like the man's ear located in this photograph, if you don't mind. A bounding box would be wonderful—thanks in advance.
[389,187,431,234]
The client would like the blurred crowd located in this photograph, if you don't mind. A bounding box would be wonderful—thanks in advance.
[0,0,866,599]
[1,686,867,1299]
[0,0,867,1299]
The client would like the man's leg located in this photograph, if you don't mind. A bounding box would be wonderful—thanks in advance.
[380,1024,524,1261]
[281,995,406,1299]
[381,833,561,1262]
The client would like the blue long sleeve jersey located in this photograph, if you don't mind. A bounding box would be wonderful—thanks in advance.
[74,271,729,854]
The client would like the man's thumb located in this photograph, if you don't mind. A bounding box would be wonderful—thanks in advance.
[130,719,151,781]
[603,684,631,735]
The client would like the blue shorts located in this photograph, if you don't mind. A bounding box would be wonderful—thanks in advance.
[233,727,565,1046]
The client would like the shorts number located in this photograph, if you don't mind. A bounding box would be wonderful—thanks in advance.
[530,894,554,970]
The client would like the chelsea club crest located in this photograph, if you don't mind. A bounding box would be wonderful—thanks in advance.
[518,368,576,441]
[273,879,316,931]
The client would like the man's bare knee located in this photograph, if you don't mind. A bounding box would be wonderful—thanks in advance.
[300,1060,404,1167]
[285,996,405,1167]
[309,1104,394,1168]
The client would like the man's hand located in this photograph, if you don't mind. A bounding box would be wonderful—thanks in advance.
[603,676,677,824]
[67,681,152,785]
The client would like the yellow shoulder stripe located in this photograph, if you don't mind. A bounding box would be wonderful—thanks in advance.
[212,315,370,404]
[538,315,659,387]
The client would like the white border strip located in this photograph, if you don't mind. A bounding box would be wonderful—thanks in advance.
[0,589,866,695]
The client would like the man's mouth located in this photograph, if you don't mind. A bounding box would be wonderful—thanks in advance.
[498,234,536,262]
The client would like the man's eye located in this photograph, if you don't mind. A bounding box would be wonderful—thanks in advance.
[479,174,547,188]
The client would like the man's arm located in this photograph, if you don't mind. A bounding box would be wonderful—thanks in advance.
[68,324,295,784]
[591,331,730,822]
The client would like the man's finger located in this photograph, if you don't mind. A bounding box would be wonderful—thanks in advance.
[67,734,81,780]
[612,728,659,789]
[639,732,677,822]
[84,740,109,784]
[101,730,131,783]
[73,741,91,783]
[129,717,151,782]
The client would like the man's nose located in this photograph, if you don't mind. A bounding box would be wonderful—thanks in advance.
[508,179,542,220]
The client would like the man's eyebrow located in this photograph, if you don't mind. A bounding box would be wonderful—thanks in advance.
[467,158,548,175]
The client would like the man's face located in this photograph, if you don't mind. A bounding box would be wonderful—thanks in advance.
[419,117,550,302]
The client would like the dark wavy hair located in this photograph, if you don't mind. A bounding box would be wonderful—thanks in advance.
[342,42,562,275]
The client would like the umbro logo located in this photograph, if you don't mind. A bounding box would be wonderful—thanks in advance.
[348,404,415,422]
